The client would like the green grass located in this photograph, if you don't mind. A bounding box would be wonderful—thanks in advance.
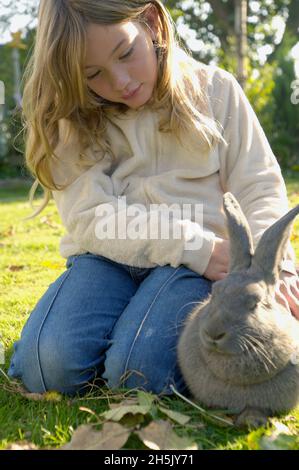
[0,176,299,450]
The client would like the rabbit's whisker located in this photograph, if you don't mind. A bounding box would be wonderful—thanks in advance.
[240,337,257,365]
[238,337,249,355]
[242,334,275,373]
[238,326,273,365]
[243,337,270,373]
[244,334,274,367]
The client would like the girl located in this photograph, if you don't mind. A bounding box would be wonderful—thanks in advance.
[8,0,299,397]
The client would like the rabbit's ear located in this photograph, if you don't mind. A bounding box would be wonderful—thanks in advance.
[223,192,254,273]
[251,204,299,285]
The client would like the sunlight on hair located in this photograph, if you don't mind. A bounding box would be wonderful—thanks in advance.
[21,0,226,219]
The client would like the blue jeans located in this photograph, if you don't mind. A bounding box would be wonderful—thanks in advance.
[7,252,212,397]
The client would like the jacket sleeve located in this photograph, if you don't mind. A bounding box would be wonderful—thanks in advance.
[51,119,215,274]
[212,68,297,275]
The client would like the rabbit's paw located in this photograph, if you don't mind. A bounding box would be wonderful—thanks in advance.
[234,407,269,429]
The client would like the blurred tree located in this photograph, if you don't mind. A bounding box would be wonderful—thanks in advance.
[165,1,299,168]
[234,0,248,88]
[0,27,35,177]
[267,31,299,168]
[0,0,38,37]
[165,1,298,72]
[7,31,27,108]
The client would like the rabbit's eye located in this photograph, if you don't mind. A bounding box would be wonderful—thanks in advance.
[246,296,259,310]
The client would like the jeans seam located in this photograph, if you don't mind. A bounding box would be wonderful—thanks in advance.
[123,266,183,379]
[128,266,137,284]
[35,266,74,392]
[128,266,152,284]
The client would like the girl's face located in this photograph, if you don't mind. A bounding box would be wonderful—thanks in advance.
[84,21,159,109]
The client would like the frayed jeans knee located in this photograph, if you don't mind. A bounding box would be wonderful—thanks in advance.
[8,253,212,397]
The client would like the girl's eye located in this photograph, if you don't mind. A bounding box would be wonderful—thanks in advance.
[87,70,101,80]
[87,47,134,81]
[120,46,134,60]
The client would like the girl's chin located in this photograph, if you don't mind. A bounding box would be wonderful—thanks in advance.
[101,83,154,109]
[128,86,155,110]
[124,84,146,108]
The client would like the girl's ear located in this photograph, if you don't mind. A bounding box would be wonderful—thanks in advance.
[251,204,299,285]
[140,3,160,41]
[223,192,254,273]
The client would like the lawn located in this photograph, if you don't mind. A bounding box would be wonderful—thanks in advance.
[0,175,299,451]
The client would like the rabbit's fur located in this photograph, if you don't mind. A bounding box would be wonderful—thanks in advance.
[178,192,299,428]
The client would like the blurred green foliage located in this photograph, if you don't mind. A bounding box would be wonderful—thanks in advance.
[0,28,34,178]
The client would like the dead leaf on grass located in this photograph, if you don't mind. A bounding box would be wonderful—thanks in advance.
[101,404,152,422]
[5,441,40,450]
[39,216,61,229]
[20,390,62,402]
[60,422,130,450]
[136,419,198,450]
[2,226,15,237]
[158,406,191,425]
[7,265,25,271]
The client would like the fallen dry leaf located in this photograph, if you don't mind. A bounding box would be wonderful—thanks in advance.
[39,216,61,229]
[2,226,15,237]
[61,422,130,450]
[5,441,39,450]
[158,406,191,425]
[7,265,25,272]
[101,404,152,422]
[110,397,139,408]
[136,419,198,450]
[20,390,62,402]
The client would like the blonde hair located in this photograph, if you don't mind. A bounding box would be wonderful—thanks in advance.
[22,0,225,220]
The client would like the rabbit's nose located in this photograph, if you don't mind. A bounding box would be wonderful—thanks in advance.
[212,332,226,341]
[204,329,226,341]
[202,329,227,347]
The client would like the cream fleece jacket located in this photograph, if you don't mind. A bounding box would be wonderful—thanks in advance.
[50,62,297,276]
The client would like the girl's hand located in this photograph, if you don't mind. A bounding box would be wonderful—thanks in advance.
[275,271,299,320]
[204,237,230,281]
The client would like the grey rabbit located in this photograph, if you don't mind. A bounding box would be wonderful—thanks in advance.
[177,192,299,428]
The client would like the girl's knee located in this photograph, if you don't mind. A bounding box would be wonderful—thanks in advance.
[8,337,47,393]
[8,334,98,396]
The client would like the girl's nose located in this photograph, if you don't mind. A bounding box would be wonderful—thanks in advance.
[110,66,131,93]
